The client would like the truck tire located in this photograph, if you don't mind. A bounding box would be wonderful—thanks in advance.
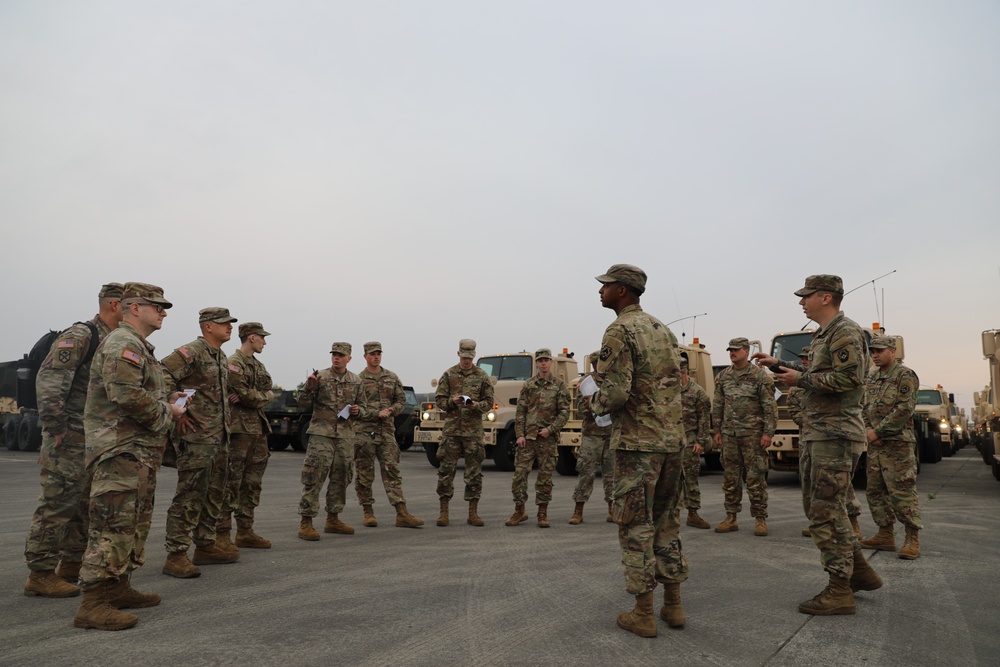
[396,433,413,451]
[941,437,954,457]
[19,413,42,452]
[424,443,440,468]
[852,452,868,488]
[4,415,21,451]
[703,451,724,471]
[555,447,578,476]
[294,417,310,452]
[992,457,1000,482]
[493,430,516,472]
[267,434,288,452]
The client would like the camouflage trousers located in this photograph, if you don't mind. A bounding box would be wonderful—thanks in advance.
[613,449,689,595]
[800,439,862,580]
[572,433,613,504]
[299,435,353,516]
[680,438,703,511]
[354,431,405,507]
[511,437,557,505]
[866,439,922,530]
[219,433,270,531]
[436,435,484,502]
[79,453,156,591]
[165,440,228,552]
[721,432,769,518]
[24,431,89,570]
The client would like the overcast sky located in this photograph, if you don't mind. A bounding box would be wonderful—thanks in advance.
[1,2,998,412]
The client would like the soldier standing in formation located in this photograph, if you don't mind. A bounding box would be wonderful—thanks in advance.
[860,335,922,559]
[220,322,275,550]
[589,264,688,639]
[296,342,368,540]
[712,337,777,536]
[755,274,883,616]
[679,358,713,529]
[24,283,123,598]
[568,352,614,525]
[505,348,571,528]
[74,283,185,630]
[161,307,238,578]
[434,339,494,527]
[354,341,423,529]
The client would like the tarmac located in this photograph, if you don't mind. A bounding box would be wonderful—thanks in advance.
[1,444,997,667]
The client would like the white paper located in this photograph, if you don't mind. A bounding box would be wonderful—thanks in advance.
[174,389,196,408]
[460,395,474,406]
[774,387,783,401]
[578,375,598,397]
[337,405,352,420]
[594,413,613,427]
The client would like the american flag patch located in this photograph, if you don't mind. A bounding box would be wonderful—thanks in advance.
[122,349,143,366]
[179,347,191,359]
[228,364,240,373]
[57,339,75,349]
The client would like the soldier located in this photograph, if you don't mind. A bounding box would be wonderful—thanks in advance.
[219,322,275,550]
[74,282,184,630]
[679,358,713,529]
[860,336,922,559]
[161,307,237,578]
[505,348,571,528]
[296,342,368,540]
[354,341,423,529]
[589,264,688,638]
[568,352,614,525]
[24,283,123,598]
[434,339,494,527]
[712,337,777,536]
[754,274,883,616]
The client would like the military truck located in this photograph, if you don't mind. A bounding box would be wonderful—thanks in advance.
[913,385,952,460]
[0,358,43,452]
[980,329,1000,481]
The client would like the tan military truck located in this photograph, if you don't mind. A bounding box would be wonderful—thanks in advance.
[913,384,952,460]
[980,329,1000,480]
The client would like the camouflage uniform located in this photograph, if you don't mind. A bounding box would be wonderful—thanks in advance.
[572,371,614,504]
[161,334,232,554]
[712,361,777,518]
[297,362,369,516]
[592,304,688,595]
[512,368,571,505]
[680,377,712,511]
[864,360,922,530]
[435,362,494,502]
[355,365,408,508]
[25,313,114,572]
[223,347,272,532]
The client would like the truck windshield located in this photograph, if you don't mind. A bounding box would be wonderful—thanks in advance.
[771,333,813,363]
[916,390,942,405]
[477,355,533,381]
[404,387,417,408]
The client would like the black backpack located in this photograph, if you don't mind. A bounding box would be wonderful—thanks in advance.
[16,322,99,411]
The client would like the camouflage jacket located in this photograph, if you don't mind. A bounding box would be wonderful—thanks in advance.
[515,373,571,441]
[712,363,777,437]
[783,311,869,443]
[84,321,173,469]
[357,367,406,439]
[161,337,231,445]
[592,304,683,453]
[864,361,919,443]
[681,378,712,447]
[578,372,612,437]
[227,349,272,436]
[298,368,370,439]
[787,387,803,427]
[434,364,494,437]
[36,314,113,437]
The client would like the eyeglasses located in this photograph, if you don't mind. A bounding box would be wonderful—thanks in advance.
[138,303,165,314]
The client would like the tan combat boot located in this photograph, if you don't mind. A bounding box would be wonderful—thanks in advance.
[235,527,272,549]
[537,504,550,528]
[324,513,354,535]
[24,570,80,598]
[802,527,811,537]
[395,503,425,528]
[660,582,685,628]
[193,543,239,565]
[754,517,768,537]
[686,510,710,529]
[362,504,378,527]
[849,515,862,539]
[107,574,161,609]
[298,516,320,541]
[616,591,657,638]
[436,499,450,527]
[215,531,240,560]
[568,502,585,525]
[850,550,884,592]
[860,524,896,551]
[505,503,528,526]
[715,513,738,533]
[798,574,855,615]
[898,526,920,560]
[162,551,201,578]
[56,560,82,583]
[607,501,614,523]
[73,582,139,631]
[467,500,485,527]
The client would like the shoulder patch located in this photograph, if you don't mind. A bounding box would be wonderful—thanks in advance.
[228,364,241,373]
[899,384,910,394]
[599,345,612,361]
[57,339,75,349]
[122,349,143,367]
[179,346,192,359]
[58,349,71,363]
[837,348,850,362]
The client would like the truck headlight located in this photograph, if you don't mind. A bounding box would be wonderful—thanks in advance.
[486,412,496,422]
[955,425,963,433]
[939,421,949,431]
[421,411,431,421]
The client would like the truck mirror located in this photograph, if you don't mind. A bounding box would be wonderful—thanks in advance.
[949,393,955,404]
[430,378,438,388]
[983,330,998,358]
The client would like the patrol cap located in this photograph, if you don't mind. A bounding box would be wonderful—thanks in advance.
[330,342,352,355]
[199,307,237,324]
[535,348,553,361]
[121,282,172,309]
[797,345,812,358]
[364,341,382,354]
[458,339,477,359]
[239,322,270,338]
[726,337,750,351]
[794,274,844,297]
[869,336,896,350]
[99,283,124,299]
[595,264,647,296]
